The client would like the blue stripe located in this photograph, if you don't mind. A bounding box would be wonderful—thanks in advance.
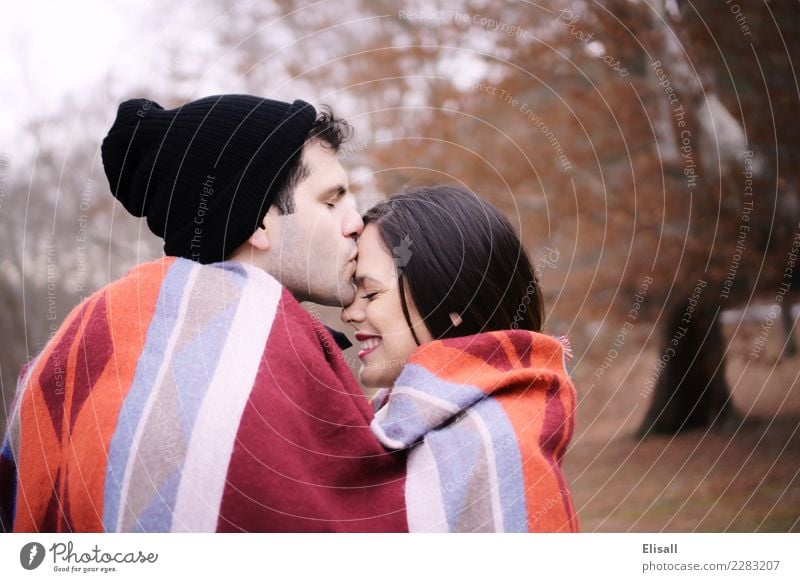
[132,470,182,533]
[425,419,486,531]
[381,364,486,445]
[212,260,248,280]
[423,398,527,532]
[171,278,243,441]
[102,259,195,531]
[472,398,527,532]
[396,364,486,405]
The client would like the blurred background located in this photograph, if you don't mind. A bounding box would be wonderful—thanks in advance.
[1,0,798,531]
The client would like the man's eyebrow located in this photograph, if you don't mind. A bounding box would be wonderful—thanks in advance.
[320,185,348,199]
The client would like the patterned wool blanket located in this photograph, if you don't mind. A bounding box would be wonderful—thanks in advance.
[0,257,407,532]
[371,330,580,532]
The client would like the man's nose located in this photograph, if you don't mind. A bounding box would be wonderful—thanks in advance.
[342,205,364,239]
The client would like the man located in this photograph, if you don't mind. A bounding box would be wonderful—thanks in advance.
[0,95,407,532]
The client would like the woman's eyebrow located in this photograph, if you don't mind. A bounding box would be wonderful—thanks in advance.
[353,274,382,287]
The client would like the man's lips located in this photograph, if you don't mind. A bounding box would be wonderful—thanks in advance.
[355,332,382,359]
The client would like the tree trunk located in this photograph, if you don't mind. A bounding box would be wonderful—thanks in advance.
[638,300,740,437]
[780,303,797,358]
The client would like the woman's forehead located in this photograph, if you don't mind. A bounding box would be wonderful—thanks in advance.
[355,225,398,284]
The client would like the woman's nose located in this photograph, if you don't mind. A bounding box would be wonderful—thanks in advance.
[341,298,365,326]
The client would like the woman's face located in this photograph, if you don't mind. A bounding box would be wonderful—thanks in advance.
[341,224,433,388]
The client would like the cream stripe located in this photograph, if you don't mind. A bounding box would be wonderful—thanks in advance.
[171,267,281,532]
[115,264,200,531]
[389,385,463,413]
[405,444,449,532]
[371,386,461,449]
[466,409,506,532]
[369,418,408,450]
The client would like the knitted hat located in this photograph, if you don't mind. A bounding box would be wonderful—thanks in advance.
[101,95,316,263]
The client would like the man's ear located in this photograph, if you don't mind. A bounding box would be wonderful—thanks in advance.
[246,226,270,252]
[246,210,277,252]
[449,312,463,328]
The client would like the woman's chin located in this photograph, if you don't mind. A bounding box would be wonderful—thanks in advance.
[358,366,382,389]
[358,364,378,388]
[358,360,401,389]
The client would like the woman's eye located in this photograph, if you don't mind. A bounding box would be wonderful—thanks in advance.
[325,201,336,208]
[361,292,378,301]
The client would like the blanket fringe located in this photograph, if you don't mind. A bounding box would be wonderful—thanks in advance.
[557,334,573,362]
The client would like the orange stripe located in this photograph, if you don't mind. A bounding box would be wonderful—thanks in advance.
[526,336,579,530]
[14,374,62,531]
[14,258,173,531]
[57,293,103,530]
[551,378,577,464]
[556,381,580,532]
[65,259,169,531]
[502,390,567,532]
[414,332,578,531]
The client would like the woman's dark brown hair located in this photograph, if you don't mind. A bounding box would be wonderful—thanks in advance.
[363,185,544,345]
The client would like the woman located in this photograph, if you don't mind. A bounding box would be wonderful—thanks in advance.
[342,185,579,532]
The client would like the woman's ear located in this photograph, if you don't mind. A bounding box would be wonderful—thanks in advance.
[449,312,463,328]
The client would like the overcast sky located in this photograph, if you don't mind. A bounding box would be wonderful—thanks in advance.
[0,1,267,149]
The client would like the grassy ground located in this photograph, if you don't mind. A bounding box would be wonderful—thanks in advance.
[563,318,800,532]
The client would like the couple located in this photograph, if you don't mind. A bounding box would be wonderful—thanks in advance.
[0,95,578,533]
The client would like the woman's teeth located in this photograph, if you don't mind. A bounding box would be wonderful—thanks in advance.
[360,337,381,351]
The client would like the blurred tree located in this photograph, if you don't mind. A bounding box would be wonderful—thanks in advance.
[3,0,798,441]
[0,91,162,434]
[638,0,800,435]
[259,0,799,436]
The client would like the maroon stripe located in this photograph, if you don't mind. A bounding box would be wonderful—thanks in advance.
[458,333,514,371]
[40,484,61,532]
[58,466,75,533]
[217,292,407,531]
[507,331,535,368]
[38,302,90,440]
[70,294,113,428]
[0,449,17,530]
[538,376,577,531]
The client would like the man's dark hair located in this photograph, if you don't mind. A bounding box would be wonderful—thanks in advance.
[273,106,353,214]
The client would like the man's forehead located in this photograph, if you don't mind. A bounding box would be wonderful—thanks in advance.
[303,140,341,166]
[303,142,348,184]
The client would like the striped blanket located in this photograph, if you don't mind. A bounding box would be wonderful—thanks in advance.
[371,331,579,532]
[0,257,406,532]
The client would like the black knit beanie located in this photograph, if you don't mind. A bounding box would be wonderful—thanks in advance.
[101,95,316,264]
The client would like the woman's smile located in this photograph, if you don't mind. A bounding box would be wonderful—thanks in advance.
[355,331,382,360]
[341,224,432,387]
